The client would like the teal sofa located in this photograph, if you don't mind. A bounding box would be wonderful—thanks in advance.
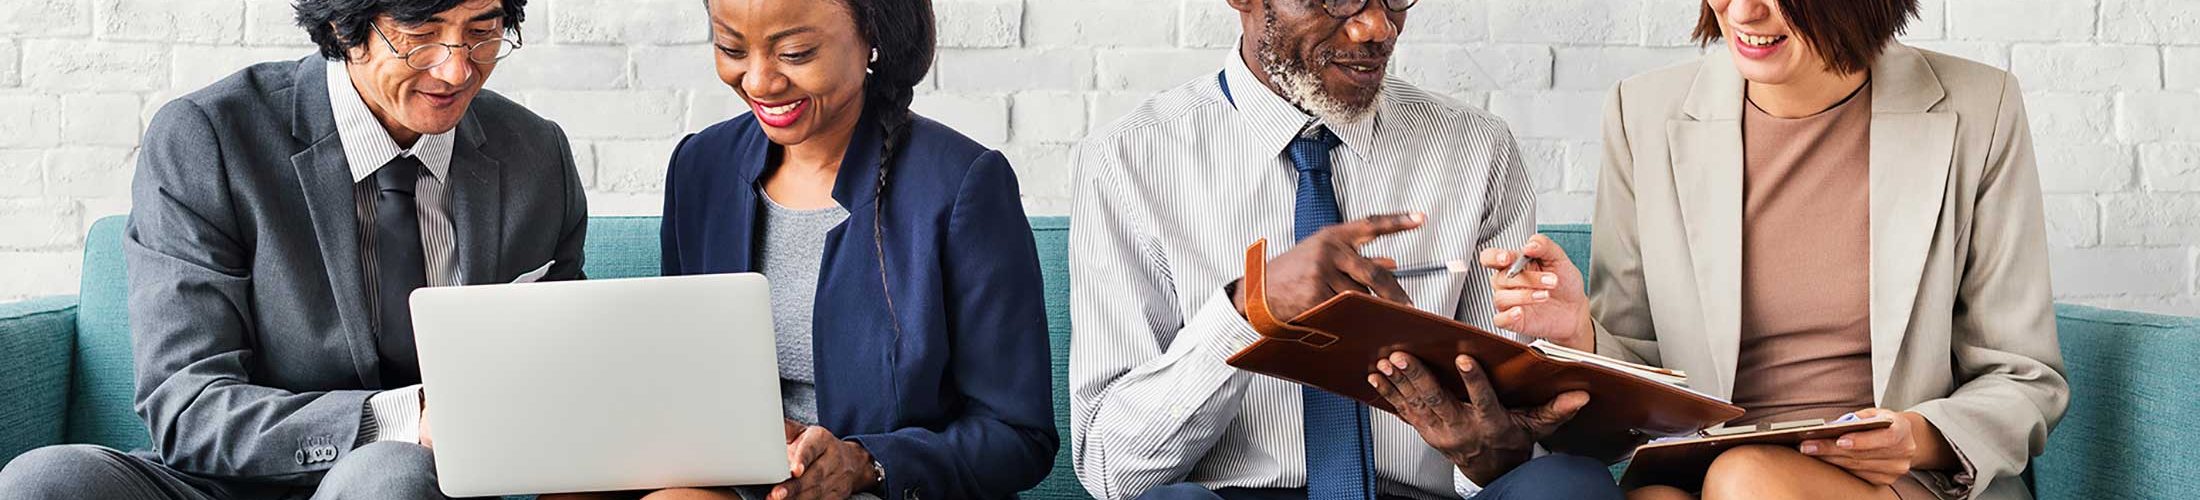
[3,216,2196,499]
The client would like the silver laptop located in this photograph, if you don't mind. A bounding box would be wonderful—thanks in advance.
[410,273,790,497]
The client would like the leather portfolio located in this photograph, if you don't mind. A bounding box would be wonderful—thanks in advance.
[1227,239,1746,461]
[1618,417,1895,490]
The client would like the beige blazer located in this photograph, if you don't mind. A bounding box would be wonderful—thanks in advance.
[1587,43,2070,500]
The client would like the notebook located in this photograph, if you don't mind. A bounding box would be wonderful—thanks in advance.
[1618,415,1896,490]
[1227,239,1746,461]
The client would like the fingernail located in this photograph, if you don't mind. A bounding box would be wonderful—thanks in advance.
[1837,439,1853,448]
[1532,291,1550,301]
[1541,274,1559,286]
[1459,360,1473,373]
[1800,444,1818,454]
[1410,212,1426,223]
[1378,362,1394,376]
[1367,376,1381,389]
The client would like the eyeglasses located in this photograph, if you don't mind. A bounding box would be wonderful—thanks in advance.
[371,23,523,71]
[1314,0,1417,17]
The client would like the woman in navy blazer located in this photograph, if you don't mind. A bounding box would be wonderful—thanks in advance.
[643,0,1053,499]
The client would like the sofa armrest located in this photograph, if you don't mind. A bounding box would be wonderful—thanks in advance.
[0,295,79,464]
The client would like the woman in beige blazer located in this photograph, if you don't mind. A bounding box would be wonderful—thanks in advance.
[1482,0,2069,499]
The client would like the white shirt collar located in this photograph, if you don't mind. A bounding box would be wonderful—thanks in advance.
[1220,44,1383,163]
[326,60,455,183]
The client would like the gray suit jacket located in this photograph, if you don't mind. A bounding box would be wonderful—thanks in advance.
[1590,44,2067,499]
[125,56,588,484]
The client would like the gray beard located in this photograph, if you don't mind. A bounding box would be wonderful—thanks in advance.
[1258,2,1379,124]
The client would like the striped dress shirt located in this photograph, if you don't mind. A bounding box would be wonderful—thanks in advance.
[1068,49,1539,500]
[326,60,459,445]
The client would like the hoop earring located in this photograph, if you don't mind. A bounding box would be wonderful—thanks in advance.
[866,48,878,74]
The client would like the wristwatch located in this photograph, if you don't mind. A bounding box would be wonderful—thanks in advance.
[869,458,888,488]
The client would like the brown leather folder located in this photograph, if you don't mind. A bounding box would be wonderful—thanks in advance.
[1226,239,1745,462]
[1617,418,1894,490]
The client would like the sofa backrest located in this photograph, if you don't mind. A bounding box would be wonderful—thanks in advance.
[63,216,2200,499]
[72,217,145,452]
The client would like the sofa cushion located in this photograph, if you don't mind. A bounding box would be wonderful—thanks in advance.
[2032,305,2200,499]
[0,296,77,461]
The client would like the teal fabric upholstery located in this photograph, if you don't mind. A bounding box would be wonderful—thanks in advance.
[2032,305,2200,498]
[580,216,665,280]
[0,295,76,462]
[8,215,2198,500]
[72,217,145,451]
[1028,217,1082,500]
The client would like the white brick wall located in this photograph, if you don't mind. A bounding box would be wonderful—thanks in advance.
[0,0,2195,316]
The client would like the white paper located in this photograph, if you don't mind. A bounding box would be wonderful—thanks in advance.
[511,260,555,284]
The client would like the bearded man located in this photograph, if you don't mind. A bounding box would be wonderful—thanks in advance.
[1064,1,1625,499]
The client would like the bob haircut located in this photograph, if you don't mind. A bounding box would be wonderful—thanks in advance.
[1692,0,1920,75]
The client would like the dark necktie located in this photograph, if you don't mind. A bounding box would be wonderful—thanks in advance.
[1290,127,1375,499]
[373,155,427,387]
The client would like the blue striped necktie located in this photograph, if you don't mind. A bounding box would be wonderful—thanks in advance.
[1289,126,1375,499]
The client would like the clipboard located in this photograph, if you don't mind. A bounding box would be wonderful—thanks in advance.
[1618,417,1896,490]
[1228,239,1745,461]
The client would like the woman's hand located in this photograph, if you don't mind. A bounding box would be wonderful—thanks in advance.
[770,423,881,500]
[1479,234,1593,351]
[1798,409,1938,486]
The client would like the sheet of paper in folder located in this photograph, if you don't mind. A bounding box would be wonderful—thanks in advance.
[1225,238,1747,462]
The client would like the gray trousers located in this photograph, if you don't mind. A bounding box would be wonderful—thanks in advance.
[0,443,445,500]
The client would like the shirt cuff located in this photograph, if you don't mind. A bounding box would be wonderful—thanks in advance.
[1450,445,1547,498]
[357,385,425,447]
[1189,285,1266,360]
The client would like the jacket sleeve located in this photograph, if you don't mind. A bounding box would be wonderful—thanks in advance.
[128,98,376,483]
[845,151,1060,499]
[549,120,588,281]
[1904,73,2070,500]
[1586,84,1663,366]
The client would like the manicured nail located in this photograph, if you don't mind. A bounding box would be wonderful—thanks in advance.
[1532,291,1551,301]
[1368,376,1381,389]
[1458,359,1473,373]
[1800,444,1818,454]
[1541,274,1559,286]
[1378,362,1394,376]
[1410,212,1426,223]
[1837,439,1853,448]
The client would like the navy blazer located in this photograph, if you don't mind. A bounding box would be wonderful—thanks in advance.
[661,110,1057,499]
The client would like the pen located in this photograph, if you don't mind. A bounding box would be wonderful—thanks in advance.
[1391,259,1471,278]
[1504,253,1538,278]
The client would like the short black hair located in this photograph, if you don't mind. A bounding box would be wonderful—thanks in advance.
[1693,0,1919,74]
[296,0,528,61]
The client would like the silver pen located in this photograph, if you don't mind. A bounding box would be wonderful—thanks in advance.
[1503,253,1539,278]
[1391,259,1472,278]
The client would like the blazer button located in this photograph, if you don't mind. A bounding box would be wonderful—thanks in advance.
[295,449,307,465]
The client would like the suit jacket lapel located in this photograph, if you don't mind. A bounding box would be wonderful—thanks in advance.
[1866,44,1956,402]
[447,113,504,285]
[1668,53,1746,397]
[288,58,382,387]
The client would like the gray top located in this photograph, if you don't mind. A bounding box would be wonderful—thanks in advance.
[755,189,850,426]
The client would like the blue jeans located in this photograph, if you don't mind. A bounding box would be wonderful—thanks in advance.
[1134,455,1620,500]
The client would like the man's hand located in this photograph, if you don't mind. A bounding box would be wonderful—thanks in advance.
[1233,213,1425,319]
[1479,234,1593,352]
[1367,352,1589,485]
[770,423,880,500]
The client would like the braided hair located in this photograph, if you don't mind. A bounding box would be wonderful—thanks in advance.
[842,0,935,365]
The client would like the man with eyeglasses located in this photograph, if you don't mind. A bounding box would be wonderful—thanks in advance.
[0,0,585,498]
[1068,0,1624,499]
